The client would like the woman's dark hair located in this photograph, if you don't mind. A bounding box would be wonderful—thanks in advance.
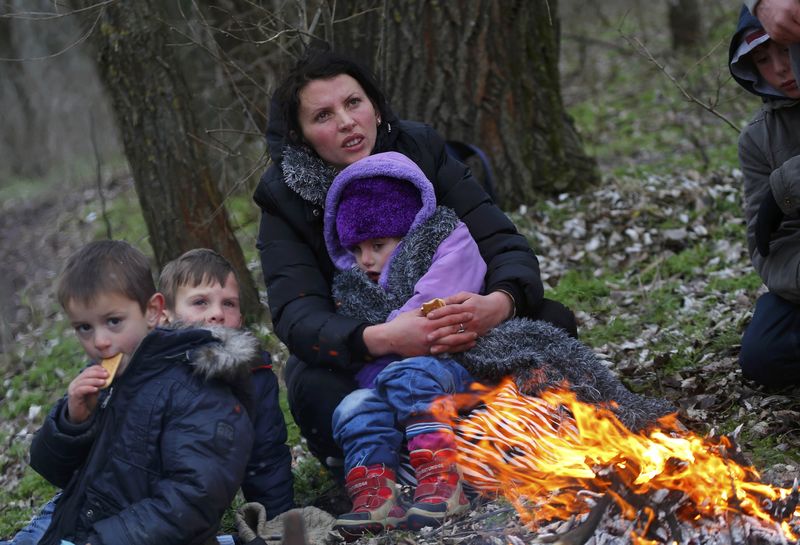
[275,48,391,145]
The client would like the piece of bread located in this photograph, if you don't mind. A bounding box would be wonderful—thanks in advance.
[100,353,123,388]
[420,298,446,316]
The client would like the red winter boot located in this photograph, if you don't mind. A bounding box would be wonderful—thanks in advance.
[403,448,470,530]
[334,465,406,541]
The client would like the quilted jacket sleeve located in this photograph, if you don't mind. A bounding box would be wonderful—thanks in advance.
[254,167,371,370]
[30,396,99,489]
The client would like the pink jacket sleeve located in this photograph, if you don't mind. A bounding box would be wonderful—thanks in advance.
[386,221,487,322]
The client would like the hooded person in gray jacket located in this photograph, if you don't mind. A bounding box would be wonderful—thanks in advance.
[730,5,800,386]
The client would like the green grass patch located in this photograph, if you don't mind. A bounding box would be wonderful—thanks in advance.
[548,269,613,313]
[0,470,57,540]
[292,455,337,508]
[2,326,83,422]
[100,191,152,252]
[279,389,300,447]
[742,436,796,468]
[707,272,762,294]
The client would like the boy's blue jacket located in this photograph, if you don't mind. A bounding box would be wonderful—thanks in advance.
[30,325,256,545]
[242,358,295,518]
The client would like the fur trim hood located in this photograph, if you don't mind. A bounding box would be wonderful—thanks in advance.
[280,145,338,207]
[187,325,259,382]
[333,206,460,304]
[148,323,259,384]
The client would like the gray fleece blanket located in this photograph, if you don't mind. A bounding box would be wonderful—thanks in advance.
[332,209,675,431]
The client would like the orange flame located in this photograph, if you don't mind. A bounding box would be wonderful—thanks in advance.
[437,379,799,541]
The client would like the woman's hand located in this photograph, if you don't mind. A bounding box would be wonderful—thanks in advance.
[426,291,513,354]
[363,291,513,357]
[363,310,442,358]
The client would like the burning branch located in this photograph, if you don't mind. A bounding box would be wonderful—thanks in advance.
[447,379,800,543]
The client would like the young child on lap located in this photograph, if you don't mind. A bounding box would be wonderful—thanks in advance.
[323,152,487,539]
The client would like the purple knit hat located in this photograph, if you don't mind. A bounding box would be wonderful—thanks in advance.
[335,177,422,248]
[324,151,438,272]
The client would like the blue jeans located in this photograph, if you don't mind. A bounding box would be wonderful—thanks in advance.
[740,292,800,387]
[0,493,60,545]
[332,356,474,473]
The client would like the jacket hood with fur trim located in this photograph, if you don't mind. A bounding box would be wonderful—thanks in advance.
[126,324,259,417]
[181,324,259,382]
[139,322,258,383]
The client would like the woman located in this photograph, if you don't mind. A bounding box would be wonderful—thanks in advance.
[253,49,577,471]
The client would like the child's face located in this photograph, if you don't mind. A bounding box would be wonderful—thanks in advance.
[164,272,242,328]
[752,41,800,98]
[352,237,401,282]
[66,291,162,375]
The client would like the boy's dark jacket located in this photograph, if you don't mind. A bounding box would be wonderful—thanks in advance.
[243,358,294,519]
[30,325,256,545]
[253,100,543,371]
[730,7,800,303]
[334,216,675,431]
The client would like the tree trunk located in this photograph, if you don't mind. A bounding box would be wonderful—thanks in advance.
[333,0,599,208]
[78,0,263,321]
[668,0,703,52]
[0,5,45,178]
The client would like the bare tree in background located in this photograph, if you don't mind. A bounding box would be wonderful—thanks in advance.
[668,0,704,52]
[193,0,599,208]
[9,0,598,320]
[0,0,118,179]
[71,0,263,320]
[337,0,600,207]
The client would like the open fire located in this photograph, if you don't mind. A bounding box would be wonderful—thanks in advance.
[438,379,799,544]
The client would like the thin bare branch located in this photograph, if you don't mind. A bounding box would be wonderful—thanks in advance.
[187,131,242,159]
[195,147,270,229]
[0,0,115,21]
[205,128,266,138]
[618,27,740,133]
[0,3,104,62]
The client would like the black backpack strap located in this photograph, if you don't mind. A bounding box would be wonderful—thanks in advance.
[445,140,497,201]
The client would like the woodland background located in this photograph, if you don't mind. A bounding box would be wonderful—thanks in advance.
[1,0,798,540]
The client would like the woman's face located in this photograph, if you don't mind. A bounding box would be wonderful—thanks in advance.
[297,74,380,169]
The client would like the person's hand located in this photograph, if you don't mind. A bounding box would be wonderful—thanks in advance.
[66,365,109,424]
[426,291,512,355]
[755,188,785,256]
[363,309,447,358]
[754,0,800,44]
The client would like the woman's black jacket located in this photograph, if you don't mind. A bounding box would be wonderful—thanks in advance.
[254,115,544,372]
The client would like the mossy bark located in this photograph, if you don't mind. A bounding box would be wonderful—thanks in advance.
[77,0,263,321]
[334,0,599,208]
